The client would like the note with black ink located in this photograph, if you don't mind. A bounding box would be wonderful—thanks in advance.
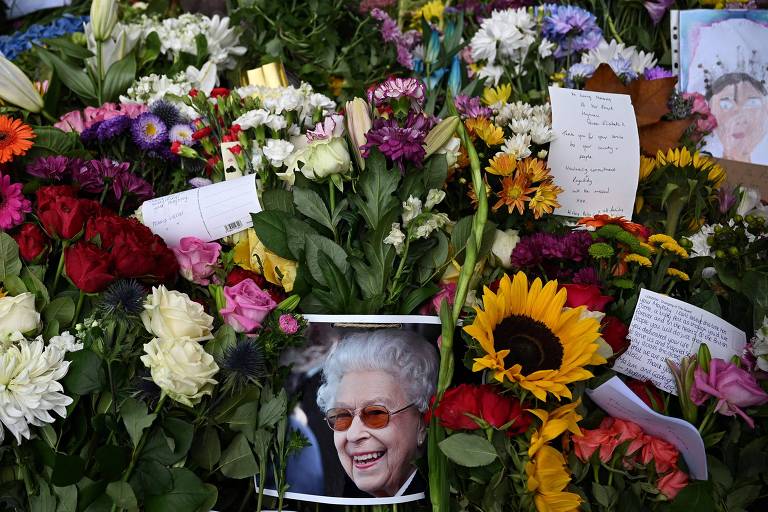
[140,174,261,246]
[547,87,640,218]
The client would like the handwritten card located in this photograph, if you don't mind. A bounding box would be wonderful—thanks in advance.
[547,87,640,218]
[140,174,261,246]
[613,289,746,394]
[587,376,707,480]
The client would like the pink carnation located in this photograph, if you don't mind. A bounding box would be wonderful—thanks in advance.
[119,103,148,118]
[279,314,299,334]
[172,237,221,285]
[220,278,277,333]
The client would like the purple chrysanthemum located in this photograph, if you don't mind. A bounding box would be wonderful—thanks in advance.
[511,231,593,268]
[113,172,154,201]
[643,66,675,81]
[362,115,431,171]
[169,124,195,145]
[542,5,602,58]
[0,173,32,230]
[370,77,426,110]
[130,113,168,150]
[26,156,71,181]
[96,114,131,140]
[454,95,493,119]
[73,158,130,193]
[572,267,600,286]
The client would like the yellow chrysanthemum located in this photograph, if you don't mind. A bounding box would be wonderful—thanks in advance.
[464,272,606,401]
[486,153,517,176]
[648,234,676,246]
[410,0,444,27]
[667,268,690,281]
[624,253,652,267]
[661,241,689,258]
[519,157,550,183]
[466,117,504,146]
[529,181,563,219]
[483,83,512,105]
[639,155,656,181]
[526,445,582,512]
[528,401,582,457]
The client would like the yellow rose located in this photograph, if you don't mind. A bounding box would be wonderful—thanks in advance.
[233,229,297,292]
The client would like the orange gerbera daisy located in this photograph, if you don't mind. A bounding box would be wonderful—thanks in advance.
[577,214,647,238]
[0,116,35,163]
[486,153,517,176]
[494,172,535,215]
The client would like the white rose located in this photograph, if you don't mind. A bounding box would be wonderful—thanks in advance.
[0,293,40,339]
[490,229,520,269]
[141,286,214,341]
[298,137,352,180]
[141,337,219,407]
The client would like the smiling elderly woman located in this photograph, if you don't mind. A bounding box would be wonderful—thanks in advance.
[316,329,438,498]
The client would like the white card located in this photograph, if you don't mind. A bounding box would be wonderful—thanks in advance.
[587,376,707,480]
[221,142,244,180]
[547,87,640,218]
[613,289,746,394]
[140,174,261,246]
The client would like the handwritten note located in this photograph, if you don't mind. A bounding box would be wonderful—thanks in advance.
[140,174,261,246]
[547,87,640,218]
[587,376,707,480]
[613,289,746,394]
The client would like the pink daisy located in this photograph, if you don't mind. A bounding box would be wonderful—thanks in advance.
[0,172,32,230]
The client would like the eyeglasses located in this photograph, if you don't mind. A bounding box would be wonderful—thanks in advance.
[325,403,415,431]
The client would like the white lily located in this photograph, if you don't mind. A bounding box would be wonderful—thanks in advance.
[0,55,44,113]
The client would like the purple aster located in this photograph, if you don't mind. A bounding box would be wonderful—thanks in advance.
[454,95,493,119]
[26,156,70,181]
[73,159,130,193]
[112,172,154,201]
[169,124,195,145]
[542,5,602,58]
[96,114,131,140]
[189,177,213,188]
[643,66,675,81]
[644,0,674,25]
[371,77,426,110]
[130,113,168,150]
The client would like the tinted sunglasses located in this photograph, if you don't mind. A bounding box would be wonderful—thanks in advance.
[325,403,415,431]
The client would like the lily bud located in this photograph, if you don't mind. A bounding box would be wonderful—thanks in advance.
[90,0,119,42]
[277,294,301,311]
[697,343,711,373]
[448,55,461,96]
[344,98,372,170]
[0,55,44,113]
[423,115,459,158]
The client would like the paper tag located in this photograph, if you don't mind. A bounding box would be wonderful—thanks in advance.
[613,289,746,394]
[587,376,707,480]
[547,87,640,218]
[221,142,243,180]
[140,174,261,246]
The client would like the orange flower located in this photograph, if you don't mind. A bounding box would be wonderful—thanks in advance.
[465,117,504,146]
[0,116,34,163]
[494,173,535,215]
[485,153,516,176]
[578,214,646,238]
[529,181,562,219]
[518,157,550,183]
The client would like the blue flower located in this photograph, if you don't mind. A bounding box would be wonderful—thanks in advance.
[541,5,602,59]
[0,14,88,61]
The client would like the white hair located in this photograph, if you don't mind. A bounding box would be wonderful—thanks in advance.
[316,330,439,413]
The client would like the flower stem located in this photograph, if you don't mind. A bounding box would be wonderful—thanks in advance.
[73,291,85,325]
[96,41,104,105]
[52,240,69,293]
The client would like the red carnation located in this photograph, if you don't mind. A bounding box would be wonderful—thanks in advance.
[13,223,49,263]
[65,241,115,292]
[210,87,230,98]
[189,88,199,97]
[562,283,613,312]
[192,126,212,140]
[170,140,182,154]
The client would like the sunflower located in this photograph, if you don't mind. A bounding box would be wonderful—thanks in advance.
[466,117,505,146]
[655,147,726,188]
[638,155,656,181]
[486,153,517,176]
[0,115,35,163]
[494,173,535,215]
[464,272,605,400]
[529,181,562,219]
[526,445,582,512]
[482,83,512,105]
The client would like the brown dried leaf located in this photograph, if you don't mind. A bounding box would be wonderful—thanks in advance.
[584,63,629,95]
[639,119,692,156]
[629,76,678,127]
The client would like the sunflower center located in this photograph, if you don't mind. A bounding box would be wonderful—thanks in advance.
[492,314,563,374]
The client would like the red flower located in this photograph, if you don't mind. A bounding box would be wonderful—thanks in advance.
[657,470,688,500]
[170,140,182,154]
[229,144,242,155]
[433,384,531,435]
[222,134,236,143]
[189,88,199,97]
[38,196,90,240]
[192,127,212,140]
[13,223,49,262]
[210,87,230,98]
[230,124,241,135]
[626,379,666,413]
[36,185,77,208]
[109,220,178,282]
[476,386,531,434]
[601,316,630,355]
[226,266,267,288]
[65,241,115,292]
[562,283,613,312]
[433,384,481,430]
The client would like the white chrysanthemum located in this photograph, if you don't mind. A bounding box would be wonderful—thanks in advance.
[383,223,406,254]
[538,38,555,59]
[141,337,218,407]
[263,139,295,167]
[630,50,657,74]
[401,196,423,227]
[0,336,74,444]
[495,100,534,125]
[581,39,630,67]
[470,8,536,64]
[509,118,531,134]
[477,64,504,86]
[500,134,532,160]
[265,114,288,131]
[688,224,715,257]
[529,123,555,144]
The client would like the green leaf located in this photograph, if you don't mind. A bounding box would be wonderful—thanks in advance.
[95,445,130,482]
[145,468,216,511]
[29,481,56,512]
[218,434,259,479]
[63,349,106,395]
[424,154,448,191]
[190,427,221,471]
[258,389,287,429]
[43,319,59,342]
[228,401,259,441]
[27,126,78,156]
[36,48,97,103]
[106,482,138,511]
[131,461,172,497]
[304,235,349,287]
[261,188,295,214]
[438,433,497,467]
[51,453,85,486]
[205,324,237,361]
[140,418,194,465]
[669,481,715,512]
[22,266,50,306]
[140,31,161,68]
[351,150,400,230]
[53,485,77,512]
[726,485,761,510]
[2,274,27,295]
[294,187,334,233]
[102,54,137,103]
[0,232,22,282]
[44,37,94,59]
[40,425,57,449]
[121,398,157,448]
[251,211,293,259]
[43,296,75,326]
[400,283,440,314]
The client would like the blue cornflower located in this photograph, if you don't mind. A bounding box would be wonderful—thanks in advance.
[542,5,602,59]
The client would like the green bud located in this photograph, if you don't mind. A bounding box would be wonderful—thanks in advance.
[697,343,711,373]
[715,250,726,259]
[733,214,743,223]
[679,238,693,249]
[424,116,460,158]
[277,294,301,311]
[706,235,715,246]
[728,246,739,257]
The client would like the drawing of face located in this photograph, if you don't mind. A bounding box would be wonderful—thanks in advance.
[710,79,768,162]
[332,370,424,497]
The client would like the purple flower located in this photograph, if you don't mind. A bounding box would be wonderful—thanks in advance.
[644,0,674,25]
[608,57,637,80]
[572,267,600,286]
[26,156,70,181]
[96,114,131,140]
[370,8,420,69]
[189,177,213,188]
[454,95,493,119]
[717,187,737,214]
[279,314,299,334]
[511,231,593,268]
[73,159,130,193]
[643,66,675,81]
[567,63,596,83]
[131,113,168,150]
[362,113,436,170]
[542,5,603,58]
[371,77,426,110]
[112,172,154,201]
[80,121,101,144]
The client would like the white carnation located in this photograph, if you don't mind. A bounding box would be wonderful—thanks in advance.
[263,139,296,167]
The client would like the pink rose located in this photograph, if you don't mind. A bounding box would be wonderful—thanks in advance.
[657,470,688,500]
[54,110,85,133]
[604,417,645,455]
[641,436,679,473]
[696,113,717,133]
[279,314,299,334]
[221,278,277,332]
[572,427,617,462]
[119,102,148,118]
[83,103,121,128]
[690,358,768,428]
[172,237,221,285]
[683,92,709,115]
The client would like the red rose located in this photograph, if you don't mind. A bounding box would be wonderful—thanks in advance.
[109,220,178,282]
[433,384,481,430]
[476,386,531,435]
[601,315,630,355]
[36,185,77,208]
[627,379,666,413]
[38,196,89,240]
[225,266,265,287]
[65,241,115,292]
[433,384,532,435]
[13,223,49,263]
[85,214,126,249]
[562,284,613,312]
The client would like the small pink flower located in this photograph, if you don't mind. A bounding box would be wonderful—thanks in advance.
[221,278,277,333]
[690,358,768,428]
[172,237,221,285]
[421,282,456,315]
[279,314,299,334]
[683,92,710,115]
[604,417,646,455]
[119,103,148,119]
[83,103,121,128]
[0,173,32,230]
[696,113,717,133]
[54,110,85,133]
[657,469,688,500]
